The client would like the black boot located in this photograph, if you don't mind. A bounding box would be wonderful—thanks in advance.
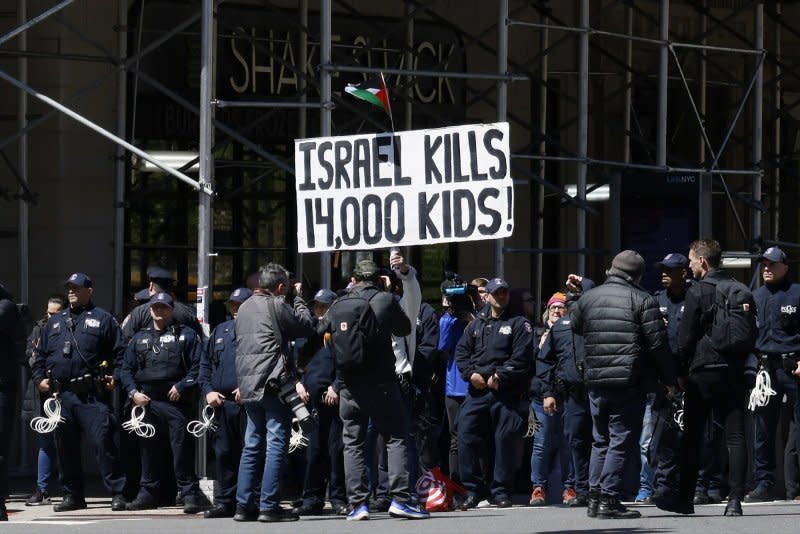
[597,494,641,519]
[586,489,600,518]
[204,503,235,518]
[724,498,743,517]
[54,495,88,512]
[1,501,7,521]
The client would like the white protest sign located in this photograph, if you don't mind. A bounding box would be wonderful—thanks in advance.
[294,122,514,253]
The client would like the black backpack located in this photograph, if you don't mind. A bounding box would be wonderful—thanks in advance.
[704,277,757,355]
[327,288,381,372]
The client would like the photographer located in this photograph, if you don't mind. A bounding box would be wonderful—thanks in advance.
[233,263,317,522]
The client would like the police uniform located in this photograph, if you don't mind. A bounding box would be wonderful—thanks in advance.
[120,293,202,510]
[750,246,800,500]
[30,273,127,511]
[454,278,533,507]
[198,288,251,517]
[0,284,24,521]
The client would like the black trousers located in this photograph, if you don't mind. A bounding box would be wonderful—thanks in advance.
[55,391,126,497]
[302,402,346,507]
[679,368,747,503]
[0,386,15,503]
[212,401,246,505]
[138,400,199,499]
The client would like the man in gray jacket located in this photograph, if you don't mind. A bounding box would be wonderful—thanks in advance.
[233,263,316,522]
[572,250,676,520]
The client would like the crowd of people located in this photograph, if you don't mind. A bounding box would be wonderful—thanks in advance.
[1,238,800,522]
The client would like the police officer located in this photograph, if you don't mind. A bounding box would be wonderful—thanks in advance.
[200,288,252,518]
[0,283,25,521]
[749,246,800,502]
[120,292,204,513]
[295,288,348,516]
[454,277,534,509]
[121,266,201,341]
[647,253,691,504]
[31,273,128,512]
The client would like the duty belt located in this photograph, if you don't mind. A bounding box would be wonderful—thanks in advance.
[59,373,105,395]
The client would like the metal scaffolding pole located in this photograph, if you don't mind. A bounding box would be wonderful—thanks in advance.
[296,0,308,280]
[753,2,764,252]
[198,0,215,334]
[17,0,28,306]
[535,8,548,321]
[196,0,216,478]
[320,0,331,288]
[576,0,588,274]
[114,0,127,316]
[496,0,508,279]
[657,0,668,169]
[773,2,782,240]
[0,0,74,47]
[699,0,711,237]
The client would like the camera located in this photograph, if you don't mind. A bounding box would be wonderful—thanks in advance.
[276,373,317,436]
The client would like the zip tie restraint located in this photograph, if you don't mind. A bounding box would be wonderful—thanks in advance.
[289,418,309,453]
[748,369,777,412]
[122,405,156,438]
[30,396,65,434]
[187,404,218,437]
[673,396,685,432]
[524,406,542,438]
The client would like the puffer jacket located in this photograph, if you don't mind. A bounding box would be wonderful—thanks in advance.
[235,292,315,403]
[571,274,675,389]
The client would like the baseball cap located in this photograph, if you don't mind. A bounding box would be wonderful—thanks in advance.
[655,252,689,270]
[353,259,379,278]
[134,288,151,302]
[149,292,174,308]
[486,277,509,294]
[312,288,337,305]
[65,273,92,288]
[759,246,787,263]
[228,287,252,303]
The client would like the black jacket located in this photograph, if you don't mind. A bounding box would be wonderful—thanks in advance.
[454,306,534,395]
[678,269,744,373]
[572,274,675,389]
[121,300,202,342]
[0,285,24,388]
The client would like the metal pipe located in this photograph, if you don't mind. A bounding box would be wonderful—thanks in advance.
[320,0,331,289]
[507,19,586,34]
[657,0,668,168]
[774,2,782,240]
[623,5,632,166]
[753,2,764,254]
[198,0,215,335]
[0,68,210,194]
[699,0,711,238]
[0,0,74,47]
[405,2,414,130]
[671,41,764,56]
[535,9,549,321]
[296,0,308,282]
[324,63,526,82]
[576,0,589,274]
[113,0,127,317]
[212,98,333,109]
[17,0,28,306]
[495,0,508,279]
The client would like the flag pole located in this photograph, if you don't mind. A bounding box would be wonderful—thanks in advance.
[380,71,395,133]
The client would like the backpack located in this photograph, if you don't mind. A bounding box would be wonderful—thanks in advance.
[327,288,381,372]
[704,277,757,355]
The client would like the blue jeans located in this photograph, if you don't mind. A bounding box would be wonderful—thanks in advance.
[37,432,57,492]
[638,393,657,495]
[236,391,291,512]
[530,399,569,497]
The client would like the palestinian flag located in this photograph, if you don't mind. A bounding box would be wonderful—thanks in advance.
[344,73,394,126]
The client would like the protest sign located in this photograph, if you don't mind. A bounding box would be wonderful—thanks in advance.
[294,122,513,252]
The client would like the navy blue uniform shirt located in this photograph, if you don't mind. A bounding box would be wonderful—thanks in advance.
[655,284,690,356]
[120,323,201,396]
[199,319,239,396]
[32,303,125,384]
[454,307,534,393]
[754,276,800,354]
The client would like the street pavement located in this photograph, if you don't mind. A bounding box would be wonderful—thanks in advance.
[4,495,800,534]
